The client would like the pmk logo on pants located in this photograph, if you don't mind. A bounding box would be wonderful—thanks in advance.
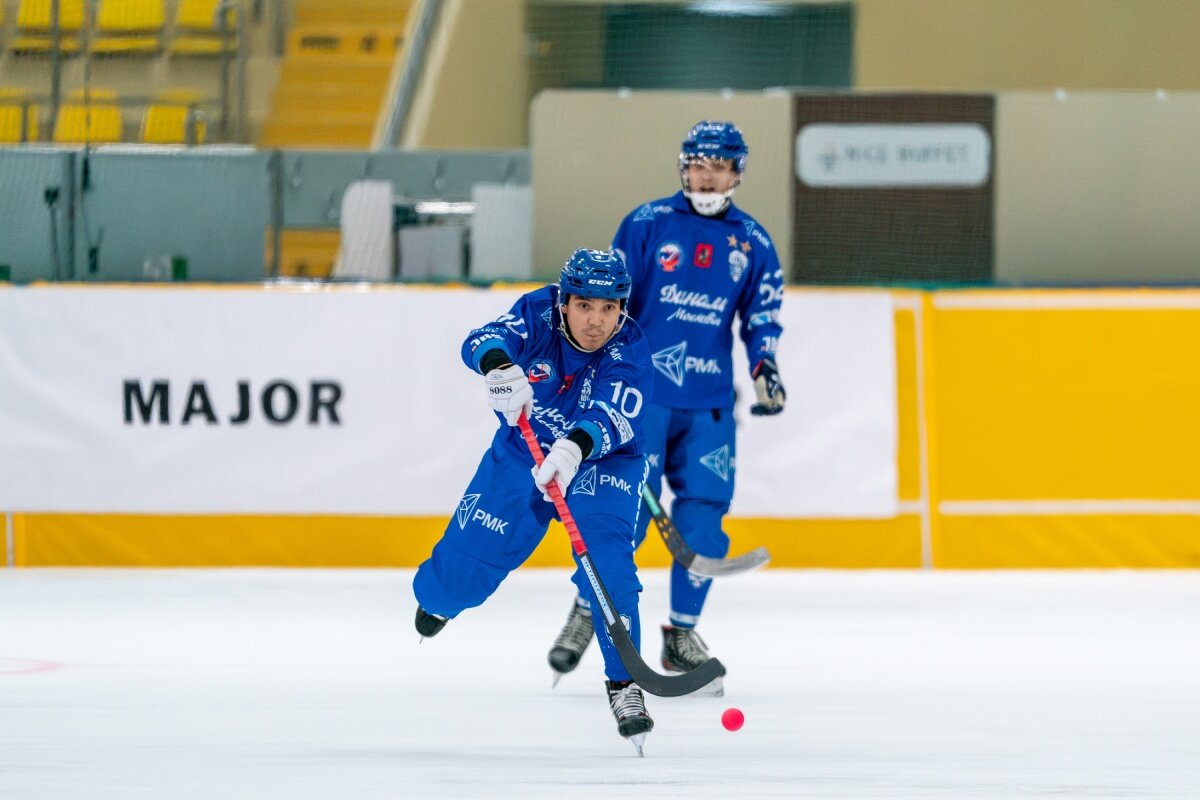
[699,445,732,481]
[571,465,634,497]
[456,493,509,534]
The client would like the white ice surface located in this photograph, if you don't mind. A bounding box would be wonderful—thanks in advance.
[2,569,1199,799]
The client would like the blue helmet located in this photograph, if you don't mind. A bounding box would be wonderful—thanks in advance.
[558,248,631,302]
[679,121,748,173]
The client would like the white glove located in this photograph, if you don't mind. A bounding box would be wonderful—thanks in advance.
[532,438,583,503]
[484,364,533,426]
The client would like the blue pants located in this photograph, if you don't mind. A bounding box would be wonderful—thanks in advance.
[414,439,646,682]
[635,404,734,629]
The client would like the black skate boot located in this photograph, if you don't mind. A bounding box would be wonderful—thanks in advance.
[661,624,724,696]
[606,679,653,756]
[547,599,594,685]
[414,607,447,638]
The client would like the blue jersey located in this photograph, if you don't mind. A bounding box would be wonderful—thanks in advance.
[612,191,784,409]
[462,285,653,462]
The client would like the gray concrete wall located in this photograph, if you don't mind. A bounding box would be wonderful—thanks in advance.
[995,91,1200,284]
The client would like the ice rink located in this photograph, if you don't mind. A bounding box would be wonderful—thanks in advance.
[2,568,1198,799]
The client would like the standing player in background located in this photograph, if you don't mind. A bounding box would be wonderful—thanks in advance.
[547,122,786,695]
[413,249,658,751]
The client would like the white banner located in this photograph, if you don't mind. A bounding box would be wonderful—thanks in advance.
[730,291,897,517]
[0,286,895,517]
[797,123,991,188]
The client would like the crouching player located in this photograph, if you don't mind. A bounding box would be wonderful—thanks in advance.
[413,248,657,752]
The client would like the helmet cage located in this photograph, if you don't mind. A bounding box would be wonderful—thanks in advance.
[679,121,747,213]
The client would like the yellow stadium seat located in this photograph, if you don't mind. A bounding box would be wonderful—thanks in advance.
[0,91,40,143]
[141,103,206,144]
[288,25,403,59]
[91,0,164,56]
[11,0,84,55]
[169,0,237,56]
[17,0,85,29]
[53,101,124,144]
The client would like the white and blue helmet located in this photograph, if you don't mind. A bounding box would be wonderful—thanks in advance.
[679,121,748,216]
[558,248,632,302]
[557,248,631,350]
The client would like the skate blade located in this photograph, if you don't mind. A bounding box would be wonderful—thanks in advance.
[628,733,647,757]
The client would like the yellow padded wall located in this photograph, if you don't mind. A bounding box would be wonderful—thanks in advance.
[932,296,1200,500]
[929,290,1200,567]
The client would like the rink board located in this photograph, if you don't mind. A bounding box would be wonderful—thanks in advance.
[8,513,926,569]
[5,288,1200,568]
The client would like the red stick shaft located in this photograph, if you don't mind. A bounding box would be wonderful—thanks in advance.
[517,414,587,557]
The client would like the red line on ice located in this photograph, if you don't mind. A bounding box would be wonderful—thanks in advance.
[0,657,65,676]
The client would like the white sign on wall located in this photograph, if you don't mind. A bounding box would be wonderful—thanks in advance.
[797,123,992,188]
[0,286,896,517]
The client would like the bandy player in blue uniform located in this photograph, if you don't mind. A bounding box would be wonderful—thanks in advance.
[547,122,786,695]
[413,249,657,749]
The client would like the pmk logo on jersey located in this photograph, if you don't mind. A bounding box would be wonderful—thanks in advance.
[656,242,683,272]
[652,342,687,387]
[527,360,555,383]
[652,341,722,388]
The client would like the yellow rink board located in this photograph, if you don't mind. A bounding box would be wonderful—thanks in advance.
[936,514,1200,569]
[11,514,923,569]
[932,301,1200,500]
[929,291,1200,567]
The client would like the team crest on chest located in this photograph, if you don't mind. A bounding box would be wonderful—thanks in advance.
[728,249,748,282]
[657,242,682,272]
[528,360,555,383]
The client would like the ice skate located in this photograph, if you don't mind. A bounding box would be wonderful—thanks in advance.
[661,624,724,696]
[547,599,594,685]
[414,607,447,639]
[606,680,653,756]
